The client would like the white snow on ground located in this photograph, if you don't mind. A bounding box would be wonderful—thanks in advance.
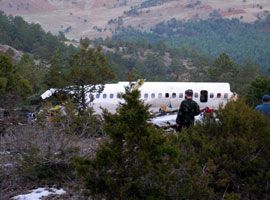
[0,151,10,155]
[0,163,13,167]
[12,188,66,200]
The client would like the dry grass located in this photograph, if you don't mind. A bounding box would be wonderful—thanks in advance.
[0,121,105,199]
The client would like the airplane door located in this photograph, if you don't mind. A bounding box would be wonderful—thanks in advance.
[200,90,208,103]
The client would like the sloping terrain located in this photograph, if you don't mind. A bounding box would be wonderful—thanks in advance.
[0,0,270,40]
[0,44,24,63]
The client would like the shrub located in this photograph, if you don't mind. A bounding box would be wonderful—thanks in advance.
[0,116,103,198]
[181,98,270,199]
[51,100,104,137]
[1,125,79,182]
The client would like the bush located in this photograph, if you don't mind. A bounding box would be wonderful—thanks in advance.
[180,98,270,199]
[0,119,103,199]
[1,125,79,182]
[51,100,104,137]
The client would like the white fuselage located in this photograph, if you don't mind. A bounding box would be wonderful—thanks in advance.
[89,82,235,114]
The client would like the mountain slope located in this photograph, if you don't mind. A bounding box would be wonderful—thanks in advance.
[1,0,270,40]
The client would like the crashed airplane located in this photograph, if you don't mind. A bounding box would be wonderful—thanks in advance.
[41,81,237,127]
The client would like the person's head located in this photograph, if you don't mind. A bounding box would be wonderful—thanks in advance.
[262,95,270,103]
[185,89,193,99]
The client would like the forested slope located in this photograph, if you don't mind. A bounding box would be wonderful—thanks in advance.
[0,11,76,60]
[114,17,270,69]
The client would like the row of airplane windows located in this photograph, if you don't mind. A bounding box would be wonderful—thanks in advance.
[92,90,229,103]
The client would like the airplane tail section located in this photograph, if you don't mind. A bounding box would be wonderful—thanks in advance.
[133,79,145,91]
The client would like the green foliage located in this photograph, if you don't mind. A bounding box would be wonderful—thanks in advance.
[6,127,80,183]
[233,60,261,95]
[16,54,46,95]
[101,38,210,81]
[0,54,32,110]
[18,143,78,181]
[246,77,270,105]
[181,98,270,199]
[45,48,69,89]
[208,53,239,90]
[0,11,76,60]
[66,42,113,112]
[52,100,103,137]
[74,87,215,199]
[100,38,262,88]
[0,77,7,94]
[114,18,270,69]
[205,54,262,95]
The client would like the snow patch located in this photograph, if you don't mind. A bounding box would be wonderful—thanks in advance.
[0,163,13,167]
[0,151,11,155]
[12,188,66,200]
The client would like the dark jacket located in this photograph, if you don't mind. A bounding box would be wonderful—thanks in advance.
[255,103,270,118]
[176,99,201,128]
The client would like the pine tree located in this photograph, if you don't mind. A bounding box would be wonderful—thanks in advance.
[45,48,68,89]
[0,54,32,111]
[74,87,177,199]
[246,77,270,105]
[208,53,239,90]
[67,42,113,113]
[74,86,215,199]
[16,54,46,94]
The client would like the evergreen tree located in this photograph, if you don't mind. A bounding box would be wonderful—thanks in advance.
[234,59,261,95]
[67,42,113,113]
[246,77,270,105]
[16,54,45,95]
[45,48,68,89]
[0,54,32,111]
[208,53,239,90]
[74,85,214,199]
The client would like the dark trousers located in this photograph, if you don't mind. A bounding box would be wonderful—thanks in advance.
[176,122,192,132]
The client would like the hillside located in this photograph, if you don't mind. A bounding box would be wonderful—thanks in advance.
[114,16,270,68]
[0,44,24,63]
[1,0,270,40]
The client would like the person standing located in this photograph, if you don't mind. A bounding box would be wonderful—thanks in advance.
[176,89,201,132]
[255,95,270,118]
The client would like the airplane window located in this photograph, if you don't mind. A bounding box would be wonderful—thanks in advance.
[158,93,162,98]
[110,94,114,99]
[200,90,208,103]
[217,93,221,98]
[224,93,228,99]
[172,93,176,98]
[179,93,183,98]
[89,94,94,99]
[96,94,100,99]
[117,93,121,99]
[103,94,107,99]
[165,93,169,98]
[210,93,214,98]
[194,93,199,98]
[144,93,148,99]
[151,93,155,98]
